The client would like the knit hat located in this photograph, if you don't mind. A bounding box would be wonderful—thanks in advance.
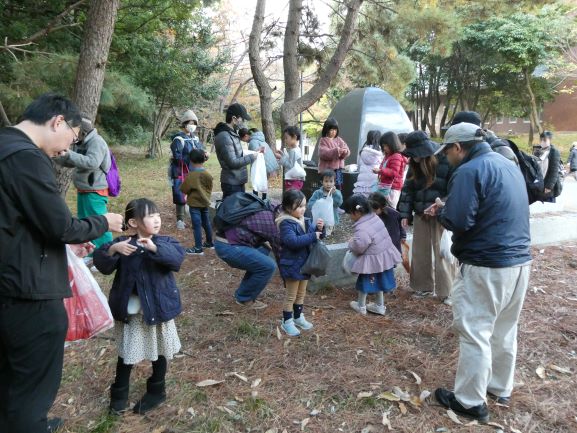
[179,109,198,124]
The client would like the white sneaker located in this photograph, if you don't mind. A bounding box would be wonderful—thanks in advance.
[294,314,313,330]
[366,302,386,315]
[349,301,367,315]
[281,318,301,336]
[176,220,186,230]
[442,296,453,306]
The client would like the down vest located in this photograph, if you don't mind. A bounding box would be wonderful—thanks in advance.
[214,122,255,185]
[398,153,454,221]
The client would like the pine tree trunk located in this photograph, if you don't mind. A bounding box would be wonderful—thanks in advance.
[55,0,119,197]
[72,0,119,121]
[249,0,276,147]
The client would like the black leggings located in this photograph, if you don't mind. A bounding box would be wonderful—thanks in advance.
[114,355,167,387]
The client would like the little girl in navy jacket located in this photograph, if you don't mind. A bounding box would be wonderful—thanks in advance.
[276,190,324,336]
[94,198,185,415]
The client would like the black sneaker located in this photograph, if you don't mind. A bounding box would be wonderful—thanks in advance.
[185,247,204,256]
[434,388,490,423]
[487,391,511,406]
[202,242,215,249]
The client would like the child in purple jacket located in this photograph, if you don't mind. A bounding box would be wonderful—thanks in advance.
[344,194,402,315]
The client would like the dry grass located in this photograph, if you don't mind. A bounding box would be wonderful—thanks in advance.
[55,146,577,432]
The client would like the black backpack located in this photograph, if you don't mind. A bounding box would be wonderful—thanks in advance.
[507,139,544,204]
[213,192,271,233]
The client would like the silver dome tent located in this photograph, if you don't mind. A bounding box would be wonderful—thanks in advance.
[303,87,413,199]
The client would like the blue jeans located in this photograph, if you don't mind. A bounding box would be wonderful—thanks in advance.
[214,241,276,302]
[189,207,213,249]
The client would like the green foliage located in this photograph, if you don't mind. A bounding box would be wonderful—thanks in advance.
[0,0,227,146]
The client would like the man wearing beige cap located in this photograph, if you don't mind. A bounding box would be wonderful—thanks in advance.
[427,122,532,422]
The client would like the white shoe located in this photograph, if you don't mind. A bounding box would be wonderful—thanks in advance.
[366,302,386,315]
[349,301,367,315]
[442,296,453,306]
[294,314,313,330]
[176,220,186,230]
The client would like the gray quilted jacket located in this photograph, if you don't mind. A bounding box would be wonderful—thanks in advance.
[214,122,255,185]
[55,128,111,191]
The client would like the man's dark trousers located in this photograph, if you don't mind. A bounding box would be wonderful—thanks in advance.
[0,299,68,433]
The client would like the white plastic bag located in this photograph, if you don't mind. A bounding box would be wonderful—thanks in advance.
[440,230,455,263]
[311,193,335,227]
[342,250,358,275]
[285,162,306,179]
[251,153,268,193]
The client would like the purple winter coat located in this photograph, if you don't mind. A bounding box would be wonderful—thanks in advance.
[348,213,402,274]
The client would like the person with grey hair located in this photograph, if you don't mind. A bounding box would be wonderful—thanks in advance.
[428,122,531,423]
[55,116,113,249]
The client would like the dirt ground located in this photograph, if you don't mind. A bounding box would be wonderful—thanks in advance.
[53,201,577,433]
[53,148,577,433]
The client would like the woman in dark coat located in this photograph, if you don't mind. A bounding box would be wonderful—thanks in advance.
[398,131,457,302]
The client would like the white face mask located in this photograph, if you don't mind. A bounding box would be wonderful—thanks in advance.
[186,124,197,134]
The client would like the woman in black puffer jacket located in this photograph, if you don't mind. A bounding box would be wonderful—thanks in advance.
[398,131,457,302]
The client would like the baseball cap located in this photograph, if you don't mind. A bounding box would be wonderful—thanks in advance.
[226,103,252,121]
[435,122,484,155]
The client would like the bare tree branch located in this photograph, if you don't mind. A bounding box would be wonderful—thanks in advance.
[17,0,87,45]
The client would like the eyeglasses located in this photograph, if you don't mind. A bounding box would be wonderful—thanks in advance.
[64,119,80,145]
[442,143,456,154]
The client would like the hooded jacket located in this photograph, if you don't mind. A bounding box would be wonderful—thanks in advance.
[353,146,382,196]
[55,128,111,191]
[0,127,109,300]
[438,142,531,268]
[214,122,255,185]
[348,213,401,275]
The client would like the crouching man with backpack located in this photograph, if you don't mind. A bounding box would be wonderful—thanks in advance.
[214,193,282,310]
[55,117,113,249]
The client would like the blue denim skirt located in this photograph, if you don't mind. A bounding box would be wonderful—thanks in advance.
[355,269,396,294]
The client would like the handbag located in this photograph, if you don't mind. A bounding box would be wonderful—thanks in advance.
[301,241,330,277]
[64,246,114,341]
[172,159,188,205]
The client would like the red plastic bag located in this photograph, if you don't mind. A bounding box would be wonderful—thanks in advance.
[64,246,113,341]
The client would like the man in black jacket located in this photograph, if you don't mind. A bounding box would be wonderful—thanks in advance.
[0,94,123,433]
